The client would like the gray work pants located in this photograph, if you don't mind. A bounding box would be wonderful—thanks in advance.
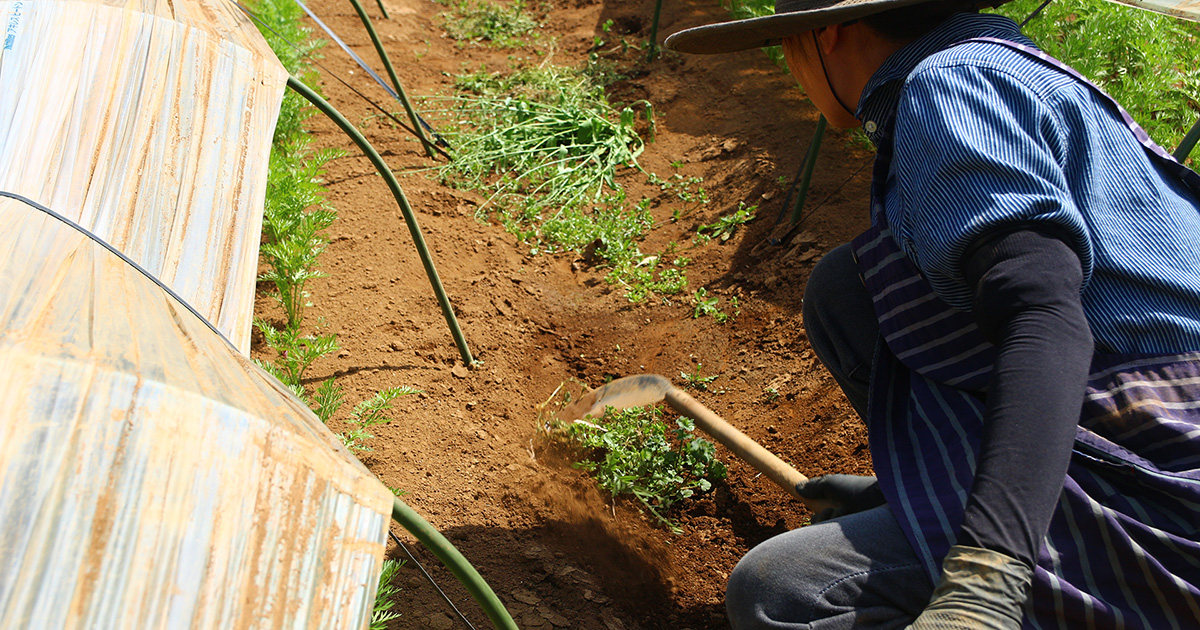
[724,244,935,629]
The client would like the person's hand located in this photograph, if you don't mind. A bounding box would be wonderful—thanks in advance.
[794,474,886,523]
[907,545,1033,630]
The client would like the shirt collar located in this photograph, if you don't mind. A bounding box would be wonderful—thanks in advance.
[856,13,1029,147]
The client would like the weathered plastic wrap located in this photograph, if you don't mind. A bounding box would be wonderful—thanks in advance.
[0,0,288,353]
[1107,0,1200,21]
[0,195,393,629]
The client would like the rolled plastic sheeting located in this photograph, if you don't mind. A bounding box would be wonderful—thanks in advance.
[1106,0,1200,21]
[0,196,393,629]
[0,0,288,354]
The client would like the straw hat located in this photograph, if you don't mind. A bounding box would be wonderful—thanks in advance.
[664,0,982,54]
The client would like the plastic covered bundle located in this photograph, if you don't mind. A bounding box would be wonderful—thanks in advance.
[0,194,393,629]
[0,0,288,353]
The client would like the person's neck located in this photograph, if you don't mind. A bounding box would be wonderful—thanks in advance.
[826,27,912,119]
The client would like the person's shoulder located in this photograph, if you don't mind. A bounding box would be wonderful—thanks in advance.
[906,39,1078,103]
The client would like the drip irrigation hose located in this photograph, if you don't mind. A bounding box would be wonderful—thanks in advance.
[345,0,437,159]
[390,530,480,630]
[646,0,664,61]
[391,497,519,630]
[788,114,826,225]
[287,76,475,366]
[238,2,452,157]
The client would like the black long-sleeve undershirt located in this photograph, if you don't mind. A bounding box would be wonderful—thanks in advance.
[955,227,1094,568]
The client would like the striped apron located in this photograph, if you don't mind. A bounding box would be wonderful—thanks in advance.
[851,38,1200,629]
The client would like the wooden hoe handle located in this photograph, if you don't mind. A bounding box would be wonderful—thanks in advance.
[663,387,831,512]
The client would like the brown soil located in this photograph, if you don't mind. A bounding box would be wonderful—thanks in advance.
[253,0,878,628]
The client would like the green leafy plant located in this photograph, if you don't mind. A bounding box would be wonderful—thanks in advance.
[258,144,344,331]
[680,363,720,391]
[695,203,757,245]
[337,387,421,453]
[430,65,653,226]
[309,378,346,424]
[437,0,537,47]
[370,558,406,630]
[607,253,691,304]
[254,321,340,389]
[691,288,739,324]
[562,406,727,531]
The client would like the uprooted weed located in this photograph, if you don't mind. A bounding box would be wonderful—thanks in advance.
[551,405,728,532]
[421,65,702,303]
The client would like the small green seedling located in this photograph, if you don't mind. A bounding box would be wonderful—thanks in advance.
[680,363,719,391]
[338,387,421,453]
[695,203,757,245]
[691,288,739,324]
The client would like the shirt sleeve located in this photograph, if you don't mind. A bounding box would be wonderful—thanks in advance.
[957,227,1093,567]
[890,59,1094,311]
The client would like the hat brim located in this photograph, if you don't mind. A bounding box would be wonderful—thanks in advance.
[663,0,936,54]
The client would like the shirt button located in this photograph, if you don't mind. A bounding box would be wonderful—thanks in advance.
[865,120,878,133]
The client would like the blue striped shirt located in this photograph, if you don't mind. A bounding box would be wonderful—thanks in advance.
[857,13,1200,355]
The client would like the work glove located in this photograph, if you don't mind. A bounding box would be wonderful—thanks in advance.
[794,474,886,523]
[907,545,1033,630]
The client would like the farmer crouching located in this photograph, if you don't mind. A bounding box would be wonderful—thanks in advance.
[666,1,1200,628]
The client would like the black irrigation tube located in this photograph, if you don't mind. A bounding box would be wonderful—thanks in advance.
[390,499,519,630]
[287,76,475,366]
[345,0,437,159]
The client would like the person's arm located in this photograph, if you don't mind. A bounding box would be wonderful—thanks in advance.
[909,226,1092,629]
[958,226,1092,566]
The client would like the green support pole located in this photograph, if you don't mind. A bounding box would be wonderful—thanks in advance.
[345,0,437,159]
[375,0,391,19]
[392,497,519,630]
[789,114,827,225]
[646,0,664,62]
[1173,116,1200,163]
[288,76,475,366]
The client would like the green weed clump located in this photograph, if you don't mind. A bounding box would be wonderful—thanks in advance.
[719,0,784,67]
[434,66,652,224]
[993,0,1200,154]
[561,406,728,531]
[425,65,692,301]
[694,203,757,245]
[437,0,538,47]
